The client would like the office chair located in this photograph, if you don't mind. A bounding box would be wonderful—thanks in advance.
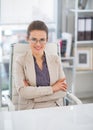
[4,43,82,111]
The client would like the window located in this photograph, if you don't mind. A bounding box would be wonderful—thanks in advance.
[0,0,57,42]
[0,0,56,24]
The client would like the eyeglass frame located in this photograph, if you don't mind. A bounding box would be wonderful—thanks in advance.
[28,37,47,44]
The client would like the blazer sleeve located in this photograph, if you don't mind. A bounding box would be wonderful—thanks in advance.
[34,91,66,102]
[14,57,53,100]
[58,56,66,78]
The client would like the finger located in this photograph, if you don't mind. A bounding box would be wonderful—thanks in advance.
[61,87,67,92]
[58,78,66,82]
[58,82,67,89]
[26,80,31,86]
[23,80,29,86]
[61,84,68,90]
[61,83,68,88]
[62,84,68,89]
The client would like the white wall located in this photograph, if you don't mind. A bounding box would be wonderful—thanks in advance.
[1,0,33,24]
[0,0,55,24]
[75,72,93,98]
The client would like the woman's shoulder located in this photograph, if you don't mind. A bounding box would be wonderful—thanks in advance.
[15,50,30,64]
[45,52,61,62]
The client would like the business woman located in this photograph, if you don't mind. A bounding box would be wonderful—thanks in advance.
[14,20,67,110]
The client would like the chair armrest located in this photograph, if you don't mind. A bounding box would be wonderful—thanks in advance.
[66,92,82,105]
[4,95,15,111]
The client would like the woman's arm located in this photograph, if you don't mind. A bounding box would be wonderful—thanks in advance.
[23,79,66,102]
[23,79,67,102]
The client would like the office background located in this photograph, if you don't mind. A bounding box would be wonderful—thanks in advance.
[0,0,93,110]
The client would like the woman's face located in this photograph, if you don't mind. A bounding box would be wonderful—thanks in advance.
[28,30,47,56]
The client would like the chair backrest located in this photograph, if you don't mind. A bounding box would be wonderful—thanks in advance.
[9,43,59,110]
[13,43,59,55]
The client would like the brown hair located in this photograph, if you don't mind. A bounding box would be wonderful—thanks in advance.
[27,20,48,39]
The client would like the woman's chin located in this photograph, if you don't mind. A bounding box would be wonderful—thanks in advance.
[34,50,42,54]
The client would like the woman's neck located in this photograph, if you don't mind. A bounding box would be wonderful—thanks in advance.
[33,53,45,70]
[33,53,44,61]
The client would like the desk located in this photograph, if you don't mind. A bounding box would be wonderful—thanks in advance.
[0,103,93,130]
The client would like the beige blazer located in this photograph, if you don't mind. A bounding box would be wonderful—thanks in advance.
[13,50,66,110]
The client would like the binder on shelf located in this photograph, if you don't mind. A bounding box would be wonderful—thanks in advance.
[78,17,85,41]
[85,17,92,40]
[60,39,67,57]
[91,17,93,40]
[61,32,72,57]
[59,39,70,67]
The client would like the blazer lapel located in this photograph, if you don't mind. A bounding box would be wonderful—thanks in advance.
[24,51,58,86]
[45,52,58,85]
[25,50,36,86]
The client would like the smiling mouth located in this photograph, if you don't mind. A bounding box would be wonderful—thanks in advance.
[35,47,42,50]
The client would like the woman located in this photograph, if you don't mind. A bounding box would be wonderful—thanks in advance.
[14,20,67,110]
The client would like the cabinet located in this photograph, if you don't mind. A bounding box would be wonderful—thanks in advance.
[68,0,93,98]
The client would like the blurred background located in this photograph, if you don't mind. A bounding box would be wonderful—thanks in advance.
[0,0,93,110]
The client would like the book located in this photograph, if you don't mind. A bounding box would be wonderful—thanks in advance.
[78,17,85,41]
[91,17,93,40]
[60,39,67,57]
[61,32,72,57]
[85,17,92,40]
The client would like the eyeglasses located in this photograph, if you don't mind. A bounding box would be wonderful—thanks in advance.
[29,38,46,44]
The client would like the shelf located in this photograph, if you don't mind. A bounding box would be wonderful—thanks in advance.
[63,66,74,69]
[70,9,93,13]
[66,0,93,93]
[61,57,74,60]
[76,70,93,74]
[77,41,93,44]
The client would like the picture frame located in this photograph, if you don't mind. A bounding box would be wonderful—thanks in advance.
[76,47,92,70]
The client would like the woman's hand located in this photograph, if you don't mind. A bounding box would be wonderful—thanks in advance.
[23,80,30,87]
[52,78,67,93]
